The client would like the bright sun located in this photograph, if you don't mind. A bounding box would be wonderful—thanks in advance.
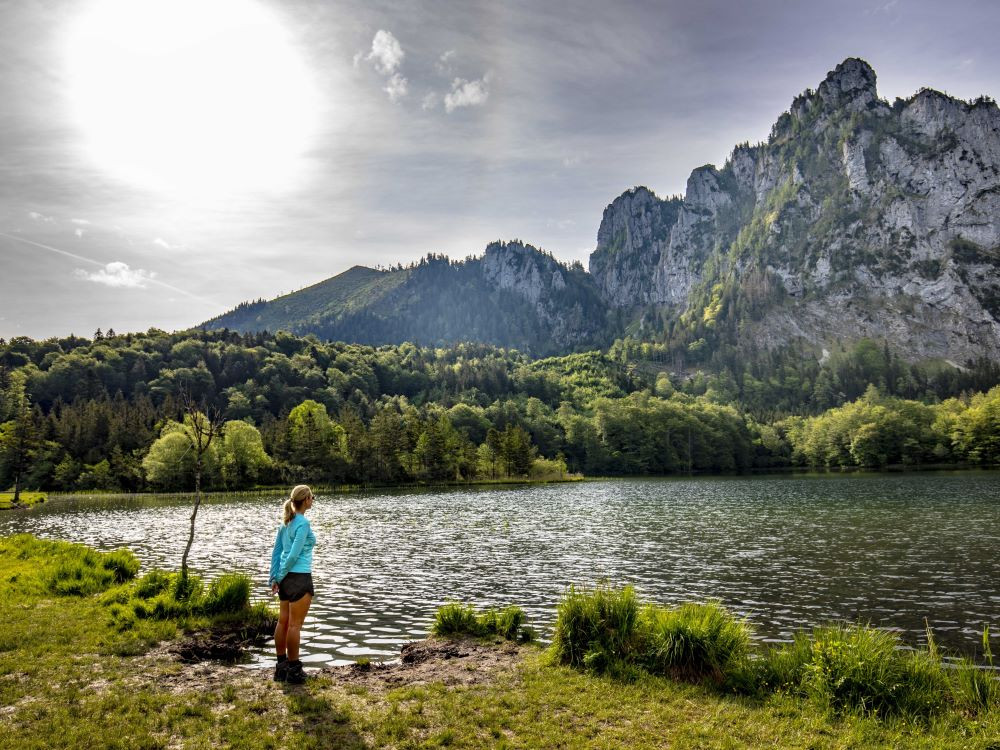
[65,0,319,197]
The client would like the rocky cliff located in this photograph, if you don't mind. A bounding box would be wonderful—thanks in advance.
[590,58,1000,362]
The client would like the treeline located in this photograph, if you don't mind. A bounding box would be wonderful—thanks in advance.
[0,329,998,494]
[610,336,1000,419]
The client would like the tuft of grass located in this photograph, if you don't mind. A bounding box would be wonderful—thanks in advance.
[45,545,140,596]
[432,602,530,642]
[203,573,252,615]
[550,584,641,672]
[641,600,752,683]
[800,624,948,717]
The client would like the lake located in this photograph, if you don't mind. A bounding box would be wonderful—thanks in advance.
[2,472,998,666]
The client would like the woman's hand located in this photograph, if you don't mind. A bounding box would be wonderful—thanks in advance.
[271,583,279,595]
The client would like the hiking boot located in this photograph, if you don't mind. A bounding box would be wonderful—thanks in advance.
[274,658,289,682]
[285,660,306,684]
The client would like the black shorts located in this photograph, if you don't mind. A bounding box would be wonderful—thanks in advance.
[278,573,314,602]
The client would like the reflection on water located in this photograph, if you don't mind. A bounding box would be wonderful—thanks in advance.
[2,473,999,666]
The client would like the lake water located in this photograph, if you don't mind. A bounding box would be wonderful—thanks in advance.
[2,473,998,667]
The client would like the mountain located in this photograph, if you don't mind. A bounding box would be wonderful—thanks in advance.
[204,241,613,355]
[591,58,1000,363]
[206,58,1000,365]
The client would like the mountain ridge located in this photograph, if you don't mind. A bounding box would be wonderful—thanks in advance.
[205,58,1000,365]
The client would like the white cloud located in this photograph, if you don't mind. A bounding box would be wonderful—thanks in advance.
[437,50,456,74]
[367,30,404,75]
[444,73,492,113]
[74,262,156,288]
[153,237,171,249]
[75,228,85,238]
[384,73,408,102]
[360,30,408,102]
[28,211,55,223]
[422,92,440,111]
[71,218,91,225]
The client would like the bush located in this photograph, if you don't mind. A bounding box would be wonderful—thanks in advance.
[550,584,641,671]
[641,601,751,682]
[755,633,814,693]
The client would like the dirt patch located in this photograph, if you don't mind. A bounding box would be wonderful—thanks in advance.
[318,636,525,690]
[127,636,526,696]
[168,621,272,663]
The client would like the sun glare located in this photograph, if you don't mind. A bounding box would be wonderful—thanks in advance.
[65,0,320,197]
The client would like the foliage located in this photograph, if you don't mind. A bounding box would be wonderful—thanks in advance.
[1,329,998,494]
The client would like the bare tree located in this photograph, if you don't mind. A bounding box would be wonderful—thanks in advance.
[179,392,223,582]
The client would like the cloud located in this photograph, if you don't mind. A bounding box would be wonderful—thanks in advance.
[437,50,456,74]
[71,218,90,225]
[361,30,408,102]
[422,92,440,111]
[28,211,55,223]
[153,237,171,249]
[75,228,85,238]
[444,73,492,113]
[367,30,404,75]
[384,73,408,102]
[74,262,156,288]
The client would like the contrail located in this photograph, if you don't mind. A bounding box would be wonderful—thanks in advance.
[0,230,216,306]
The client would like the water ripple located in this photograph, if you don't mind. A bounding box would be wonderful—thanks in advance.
[2,472,998,665]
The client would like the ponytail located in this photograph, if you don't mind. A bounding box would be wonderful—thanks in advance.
[283,484,312,525]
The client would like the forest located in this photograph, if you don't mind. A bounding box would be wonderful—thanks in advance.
[0,328,998,494]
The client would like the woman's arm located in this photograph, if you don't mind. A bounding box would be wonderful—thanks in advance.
[268,525,284,586]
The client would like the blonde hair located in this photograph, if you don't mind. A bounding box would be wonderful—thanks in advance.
[283,484,312,525]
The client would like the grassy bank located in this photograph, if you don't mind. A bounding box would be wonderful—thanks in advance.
[0,492,46,509]
[2,537,999,748]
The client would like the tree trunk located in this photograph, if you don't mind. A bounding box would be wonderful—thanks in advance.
[12,472,21,505]
[181,460,202,580]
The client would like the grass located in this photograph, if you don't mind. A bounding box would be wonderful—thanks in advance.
[1,539,999,748]
[432,602,531,642]
[0,491,46,509]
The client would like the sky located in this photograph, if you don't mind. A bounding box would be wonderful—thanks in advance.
[1,0,999,340]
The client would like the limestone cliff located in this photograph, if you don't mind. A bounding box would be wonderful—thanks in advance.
[590,58,1000,362]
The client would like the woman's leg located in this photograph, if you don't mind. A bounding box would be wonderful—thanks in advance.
[285,593,312,661]
[274,600,290,657]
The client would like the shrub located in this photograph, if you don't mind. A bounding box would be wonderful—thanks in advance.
[550,584,640,671]
[641,601,752,682]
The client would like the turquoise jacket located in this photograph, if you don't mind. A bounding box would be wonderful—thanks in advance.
[269,514,315,586]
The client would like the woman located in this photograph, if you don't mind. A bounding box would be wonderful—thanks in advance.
[269,484,316,684]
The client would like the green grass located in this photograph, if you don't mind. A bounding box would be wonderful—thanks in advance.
[2,538,999,748]
[432,602,531,642]
[0,491,46,509]
[641,600,752,682]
